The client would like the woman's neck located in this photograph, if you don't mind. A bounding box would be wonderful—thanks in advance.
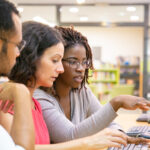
[27,80,38,97]
[28,87,36,97]
[55,79,71,99]
[27,85,38,109]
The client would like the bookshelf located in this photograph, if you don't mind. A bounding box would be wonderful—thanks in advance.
[88,68,119,101]
[89,69,119,83]
[116,56,141,96]
[119,65,140,96]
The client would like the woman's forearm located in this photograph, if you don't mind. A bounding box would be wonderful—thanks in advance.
[10,84,35,150]
[35,138,88,150]
[35,128,129,150]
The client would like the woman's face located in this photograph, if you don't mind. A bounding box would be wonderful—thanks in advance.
[58,44,87,88]
[35,42,64,88]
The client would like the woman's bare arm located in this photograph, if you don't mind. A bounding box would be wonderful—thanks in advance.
[35,128,128,150]
[0,82,35,150]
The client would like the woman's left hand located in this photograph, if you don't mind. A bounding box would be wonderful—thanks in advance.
[110,95,150,112]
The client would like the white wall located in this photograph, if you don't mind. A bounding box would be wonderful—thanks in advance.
[76,27,144,64]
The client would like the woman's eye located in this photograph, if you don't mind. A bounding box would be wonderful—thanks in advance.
[69,60,76,65]
[83,60,88,65]
[52,59,59,63]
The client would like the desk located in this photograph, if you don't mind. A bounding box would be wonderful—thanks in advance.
[114,110,150,131]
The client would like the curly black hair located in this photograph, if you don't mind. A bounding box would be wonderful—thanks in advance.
[9,21,63,87]
[0,0,19,38]
[55,26,94,88]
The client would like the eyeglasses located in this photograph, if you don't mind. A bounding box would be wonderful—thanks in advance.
[62,58,90,69]
[0,37,26,52]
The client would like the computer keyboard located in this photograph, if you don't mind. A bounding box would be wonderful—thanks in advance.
[136,113,150,123]
[108,126,150,150]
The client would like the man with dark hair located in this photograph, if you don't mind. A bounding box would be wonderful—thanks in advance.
[0,0,21,75]
[0,0,35,150]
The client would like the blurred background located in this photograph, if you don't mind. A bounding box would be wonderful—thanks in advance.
[10,0,150,103]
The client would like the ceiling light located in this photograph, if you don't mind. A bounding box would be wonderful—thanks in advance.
[130,15,139,21]
[17,7,24,13]
[80,16,88,21]
[33,16,56,27]
[126,6,136,12]
[77,0,85,4]
[69,7,79,13]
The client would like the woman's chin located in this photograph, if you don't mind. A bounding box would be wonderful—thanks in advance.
[42,82,53,88]
[72,83,80,89]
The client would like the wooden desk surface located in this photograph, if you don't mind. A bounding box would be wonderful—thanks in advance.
[114,110,150,131]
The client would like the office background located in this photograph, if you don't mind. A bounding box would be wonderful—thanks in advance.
[10,0,150,102]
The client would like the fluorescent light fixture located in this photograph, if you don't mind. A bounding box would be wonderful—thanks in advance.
[130,15,139,21]
[33,16,56,27]
[80,16,88,21]
[77,0,85,4]
[69,7,79,13]
[126,6,136,12]
[17,7,24,13]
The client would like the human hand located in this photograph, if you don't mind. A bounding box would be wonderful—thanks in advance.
[86,128,128,150]
[0,100,14,113]
[127,136,150,144]
[110,95,150,112]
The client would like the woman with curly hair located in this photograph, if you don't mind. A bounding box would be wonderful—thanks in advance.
[0,21,135,150]
[34,26,150,144]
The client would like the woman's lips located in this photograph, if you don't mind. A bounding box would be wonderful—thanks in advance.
[74,76,83,83]
[51,76,57,81]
